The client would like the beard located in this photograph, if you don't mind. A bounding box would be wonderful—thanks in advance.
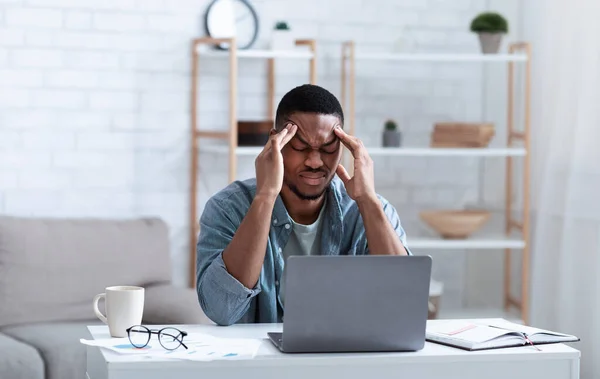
[283,173,330,201]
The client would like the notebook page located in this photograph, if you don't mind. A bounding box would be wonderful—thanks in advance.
[427,320,520,344]
[486,320,573,337]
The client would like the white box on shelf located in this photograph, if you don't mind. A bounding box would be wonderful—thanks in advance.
[270,30,295,50]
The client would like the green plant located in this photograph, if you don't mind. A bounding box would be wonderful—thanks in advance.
[470,12,508,33]
[274,21,290,30]
[384,120,397,131]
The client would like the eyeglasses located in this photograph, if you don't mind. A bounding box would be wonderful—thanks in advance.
[125,325,188,350]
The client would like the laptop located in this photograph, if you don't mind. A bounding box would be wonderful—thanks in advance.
[267,254,432,353]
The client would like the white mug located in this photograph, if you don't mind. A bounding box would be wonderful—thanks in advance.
[93,286,145,338]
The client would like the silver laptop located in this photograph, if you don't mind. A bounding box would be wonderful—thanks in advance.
[268,254,432,353]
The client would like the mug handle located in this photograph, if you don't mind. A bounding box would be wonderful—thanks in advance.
[93,293,108,324]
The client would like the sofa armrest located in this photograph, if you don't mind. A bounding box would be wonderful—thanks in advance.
[142,284,214,325]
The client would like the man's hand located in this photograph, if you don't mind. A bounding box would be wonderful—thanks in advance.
[334,127,376,205]
[255,123,297,200]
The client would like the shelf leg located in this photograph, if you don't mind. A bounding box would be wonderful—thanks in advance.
[189,39,200,289]
[341,42,347,117]
[521,42,532,325]
[347,41,356,172]
[229,39,238,184]
[504,46,515,312]
[268,58,275,121]
[309,40,316,84]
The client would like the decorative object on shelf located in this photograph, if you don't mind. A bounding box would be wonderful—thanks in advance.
[382,119,402,147]
[204,0,259,50]
[270,21,295,50]
[419,210,491,239]
[470,12,508,54]
[237,120,272,146]
[430,122,495,148]
[428,279,444,320]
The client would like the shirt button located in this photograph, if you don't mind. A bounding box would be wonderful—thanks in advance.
[273,218,278,224]
[285,224,290,229]
[278,247,282,253]
[275,280,279,286]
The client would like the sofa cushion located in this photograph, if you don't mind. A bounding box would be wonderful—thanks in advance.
[0,216,172,327]
[143,284,214,325]
[1,321,101,379]
[0,332,45,379]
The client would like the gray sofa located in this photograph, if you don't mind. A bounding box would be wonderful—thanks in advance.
[0,215,211,379]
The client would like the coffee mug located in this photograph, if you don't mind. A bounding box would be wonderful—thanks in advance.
[93,286,145,338]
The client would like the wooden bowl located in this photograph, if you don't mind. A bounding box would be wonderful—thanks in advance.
[419,210,491,239]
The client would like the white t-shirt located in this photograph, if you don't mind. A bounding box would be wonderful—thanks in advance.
[278,201,326,306]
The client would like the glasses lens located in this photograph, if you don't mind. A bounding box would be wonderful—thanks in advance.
[128,325,150,348]
[159,328,183,350]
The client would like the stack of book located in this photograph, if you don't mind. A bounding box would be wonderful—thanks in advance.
[430,122,495,148]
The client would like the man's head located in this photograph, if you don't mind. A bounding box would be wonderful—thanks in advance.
[273,84,344,202]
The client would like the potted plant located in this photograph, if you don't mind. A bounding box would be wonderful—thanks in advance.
[270,21,294,50]
[382,119,401,147]
[470,12,508,54]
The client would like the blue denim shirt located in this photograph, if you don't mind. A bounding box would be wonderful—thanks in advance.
[195,176,411,326]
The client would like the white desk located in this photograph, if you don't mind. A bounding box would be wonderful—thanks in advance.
[86,320,580,379]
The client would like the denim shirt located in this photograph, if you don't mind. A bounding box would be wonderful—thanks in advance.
[195,176,411,326]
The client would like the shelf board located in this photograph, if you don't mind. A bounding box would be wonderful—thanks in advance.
[367,147,526,157]
[201,145,262,155]
[408,236,525,250]
[353,52,528,62]
[200,145,526,157]
[198,48,314,59]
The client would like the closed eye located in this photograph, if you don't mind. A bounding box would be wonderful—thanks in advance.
[321,141,340,154]
[320,147,338,154]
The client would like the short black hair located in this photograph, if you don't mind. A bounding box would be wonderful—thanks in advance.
[274,84,344,131]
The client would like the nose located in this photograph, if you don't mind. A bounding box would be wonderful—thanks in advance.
[304,149,323,169]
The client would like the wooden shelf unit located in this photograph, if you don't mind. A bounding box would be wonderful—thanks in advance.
[340,41,532,324]
[188,37,318,289]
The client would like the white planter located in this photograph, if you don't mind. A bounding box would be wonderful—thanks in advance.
[270,30,295,50]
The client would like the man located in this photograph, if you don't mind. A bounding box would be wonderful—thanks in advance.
[196,84,411,326]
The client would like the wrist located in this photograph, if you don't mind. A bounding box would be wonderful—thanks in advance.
[356,193,380,210]
[254,192,279,206]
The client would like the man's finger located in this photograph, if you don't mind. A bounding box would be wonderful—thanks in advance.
[277,123,297,150]
[270,124,295,151]
[271,125,289,144]
[336,164,352,184]
[260,128,282,155]
[334,127,362,156]
[271,134,280,152]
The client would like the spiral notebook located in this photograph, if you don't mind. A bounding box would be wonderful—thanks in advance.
[426,319,579,351]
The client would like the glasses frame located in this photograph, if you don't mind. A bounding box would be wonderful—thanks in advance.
[125,325,189,350]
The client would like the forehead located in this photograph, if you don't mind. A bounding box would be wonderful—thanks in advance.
[287,112,340,145]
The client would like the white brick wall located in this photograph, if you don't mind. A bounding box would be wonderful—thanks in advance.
[0,0,523,309]
[64,10,92,29]
[11,48,63,67]
[5,8,63,28]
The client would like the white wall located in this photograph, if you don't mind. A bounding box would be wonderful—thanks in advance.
[0,0,524,312]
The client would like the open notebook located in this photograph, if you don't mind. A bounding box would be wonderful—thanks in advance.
[426,319,579,351]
